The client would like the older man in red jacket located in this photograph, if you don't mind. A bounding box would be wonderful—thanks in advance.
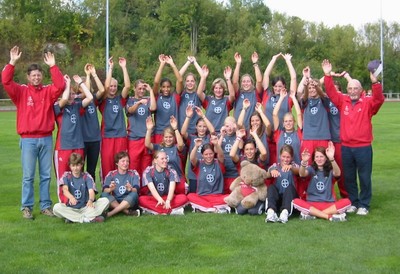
[2,46,65,219]
[321,59,384,216]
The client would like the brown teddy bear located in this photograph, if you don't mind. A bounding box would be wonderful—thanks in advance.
[224,160,268,209]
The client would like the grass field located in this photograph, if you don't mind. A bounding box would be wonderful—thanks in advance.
[0,103,399,273]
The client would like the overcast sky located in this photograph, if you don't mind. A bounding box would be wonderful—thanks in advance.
[265,0,397,28]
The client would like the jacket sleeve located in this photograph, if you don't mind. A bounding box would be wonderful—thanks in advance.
[49,65,66,101]
[324,75,342,108]
[370,82,385,115]
[1,64,22,104]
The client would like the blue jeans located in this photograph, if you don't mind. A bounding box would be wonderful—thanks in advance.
[20,136,53,211]
[341,145,373,209]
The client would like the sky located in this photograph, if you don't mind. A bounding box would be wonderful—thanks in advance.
[265,0,398,29]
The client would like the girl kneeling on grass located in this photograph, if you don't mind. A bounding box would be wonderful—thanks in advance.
[187,136,230,213]
[139,151,188,215]
[292,142,351,222]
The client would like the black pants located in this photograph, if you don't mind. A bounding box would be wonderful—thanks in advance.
[267,183,298,213]
[84,141,100,183]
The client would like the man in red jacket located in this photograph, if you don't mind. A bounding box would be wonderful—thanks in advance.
[1,46,65,219]
[321,59,384,216]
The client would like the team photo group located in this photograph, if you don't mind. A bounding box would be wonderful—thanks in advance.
[1,45,384,223]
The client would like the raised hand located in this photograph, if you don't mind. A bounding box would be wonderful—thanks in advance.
[321,59,332,75]
[43,51,56,67]
[224,66,232,80]
[118,57,127,68]
[301,148,311,163]
[9,46,22,65]
[234,52,242,64]
[251,52,259,64]
[146,116,154,130]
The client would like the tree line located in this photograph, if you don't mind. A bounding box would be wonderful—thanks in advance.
[0,0,399,98]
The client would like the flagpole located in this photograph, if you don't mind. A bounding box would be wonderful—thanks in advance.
[380,0,384,88]
[106,0,109,73]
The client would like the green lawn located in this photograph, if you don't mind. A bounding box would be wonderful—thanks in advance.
[0,103,399,273]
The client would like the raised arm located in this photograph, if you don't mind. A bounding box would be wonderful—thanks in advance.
[290,89,302,130]
[104,57,114,96]
[153,54,166,96]
[190,138,203,166]
[58,75,71,108]
[170,115,184,152]
[252,52,263,94]
[237,98,250,128]
[224,66,235,103]
[299,149,311,177]
[249,127,267,162]
[263,53,281,90]
[180,105,193,140]
[282,53,297,93]
[210,134,224,164]
[326,141,340,177]
[88,64,105,100]
[297,66,310,98]
[197,65,209,102]
[165,55,183,93]
[73,75,93,108]
[272,90,287,131]
[232,52,242,92]
[145,116,155,151]
[194,106,215,135]
[119,57,131,99]
[255,102,272,137]
[229,128,246,163]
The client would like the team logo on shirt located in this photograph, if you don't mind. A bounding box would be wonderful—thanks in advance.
[185,94,189,99]
[316,181,325,192]
[310,107,318,115]
[330,106,338,115]
[284,136,293,145]
[157,183,165,192]
[188,100,194,107]
[74,189,82,199]
[112,105,119,113]
[211,100,216,105]
[344,106,349,116]
[138,107,145,116]
[88,105,95,114]
[119,185,126,194]
[281,179,289,189]
[214,107,222,114]
[272,102,277,109]
[70,114,77,124]
[27,96,34,106]
[206,174,214,183]
[163,102,171,109]
[224,144,232,152]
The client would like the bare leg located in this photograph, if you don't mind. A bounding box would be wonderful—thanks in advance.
[107,200,130,217]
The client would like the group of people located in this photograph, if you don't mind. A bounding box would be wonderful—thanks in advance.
[2,46,384,223]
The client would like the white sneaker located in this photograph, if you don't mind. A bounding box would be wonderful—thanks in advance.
[330,213,347,222]
[216,208,229,214]
[346,206,357,213]
[356,207,369,216]
[265,209,278,223]
[299,212,316,220]
[278,209,289,223]
[170,208,185,215]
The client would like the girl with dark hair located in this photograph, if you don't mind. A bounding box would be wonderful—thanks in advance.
[152,54,183,143]
[292,142,351,221]
[187,136,230,213]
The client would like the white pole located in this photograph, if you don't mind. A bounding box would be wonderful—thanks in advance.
[380,0,384,88]
[106,0,109,73]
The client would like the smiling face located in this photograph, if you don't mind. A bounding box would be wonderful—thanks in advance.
[213,83,224,99]
[160,80,172,96]
[283,113,294,131]
[241,75,253,91]
[250,114,261,130]
[108,78,118,97]
[308,80,319,98]
[280,151,293,166]
[116,156,130,173]
[154,151,168,170]
[27,70,43,87]
[196,120,207,137]
[202,148,215,164]
[244,142,257,160]
[314,151,327,168]
[163,131,175,147]
[135,81,146,98]
[347,79,363,100]
[273,80,285,95]
[185,74,196,92]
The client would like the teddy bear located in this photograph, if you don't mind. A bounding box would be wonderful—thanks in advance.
[224,160,268,209]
